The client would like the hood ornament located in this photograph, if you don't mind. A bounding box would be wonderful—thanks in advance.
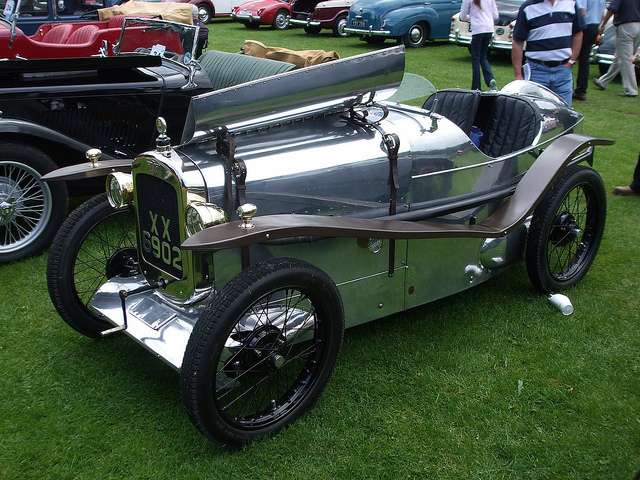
[155,117,172,156]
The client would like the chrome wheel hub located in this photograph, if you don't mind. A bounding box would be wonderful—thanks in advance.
[0,177,21,225]
[409,26,422,43]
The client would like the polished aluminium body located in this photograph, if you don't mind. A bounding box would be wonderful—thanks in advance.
[89,47,586,369]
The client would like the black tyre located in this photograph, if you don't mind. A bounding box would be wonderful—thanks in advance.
[47,193,137,338]
[272,9,289,30]
[598,63,608,76]
[181,258,344,447]
[0,142,68,263]
[526,165,606,293]
[198,3,213,24]
[304,25,322,35]
[403,22,428,48]
[332,13,349,37]
[362,35,385,44]
[243,22,260,29]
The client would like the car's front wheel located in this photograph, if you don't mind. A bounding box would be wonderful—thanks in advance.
[0,142,68,263]
[181,258,344,447]
[272,9,289,30]
[403,22,428,48]
[526,165,606,293]
[47,193,137,338]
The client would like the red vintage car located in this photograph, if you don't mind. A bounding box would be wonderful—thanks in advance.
[0,2,193,59]
[230,0,290,30]
[288,0,354,37]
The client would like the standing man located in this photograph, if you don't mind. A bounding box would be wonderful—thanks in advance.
[594,0,640,97]
[573,0,606,100]
[511,0,585,104]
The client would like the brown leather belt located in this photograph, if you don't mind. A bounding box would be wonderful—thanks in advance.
[527,57,570,67]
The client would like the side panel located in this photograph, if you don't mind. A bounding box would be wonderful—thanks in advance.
[212,0,247,16]
[381,3,459,39]
[212,237,409,328]
[405,225,527,309]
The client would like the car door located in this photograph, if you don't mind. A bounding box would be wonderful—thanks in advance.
[427,0,462,39]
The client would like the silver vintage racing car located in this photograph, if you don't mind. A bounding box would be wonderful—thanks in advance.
[45,46,611,447]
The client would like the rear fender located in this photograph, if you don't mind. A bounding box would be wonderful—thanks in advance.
[381,8,437,36]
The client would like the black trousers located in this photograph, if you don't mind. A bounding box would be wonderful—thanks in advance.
[631,151,640,192]
[575,24,599,95]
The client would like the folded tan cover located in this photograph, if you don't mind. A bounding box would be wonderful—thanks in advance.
[98,1,193,24]
[242,40,339,67]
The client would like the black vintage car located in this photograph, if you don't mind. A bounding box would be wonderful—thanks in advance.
[0,17,296,262]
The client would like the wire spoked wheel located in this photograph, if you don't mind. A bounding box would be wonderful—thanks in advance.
[47,193,137,338]
[0,143,67,263]
[181,258,344,447]
[526,165,606,293]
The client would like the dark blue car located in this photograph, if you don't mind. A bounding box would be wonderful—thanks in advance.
[344,0,461,48]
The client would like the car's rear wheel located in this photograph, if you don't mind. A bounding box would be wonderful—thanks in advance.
[526,165,606,293]
[332,13,349,37]
[304,25,322,34]
[181,258,344,447]
[47,193,137,339]
[244,22,260,29]
[198,3,213,24]
[403,22,428,48]
[0,142,68,263]
[272,9,289,30]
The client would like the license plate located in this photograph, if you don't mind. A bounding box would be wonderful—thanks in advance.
[136,174,183,279]
[351,20,366,27]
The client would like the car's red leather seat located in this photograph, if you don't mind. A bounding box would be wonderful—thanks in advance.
[66,25,100,44]
[41,24,74,44]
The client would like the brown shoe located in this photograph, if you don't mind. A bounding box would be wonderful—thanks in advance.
[573,91,586,101]
[613,185,639,196]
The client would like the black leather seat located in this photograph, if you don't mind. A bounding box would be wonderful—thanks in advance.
[422,89,481,135]
[479,95,540,158]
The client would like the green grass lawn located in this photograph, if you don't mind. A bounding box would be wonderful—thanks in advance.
[1,20,639,479]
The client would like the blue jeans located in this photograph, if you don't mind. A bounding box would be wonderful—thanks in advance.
[470,32,494,90]
[528,61,574,105]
